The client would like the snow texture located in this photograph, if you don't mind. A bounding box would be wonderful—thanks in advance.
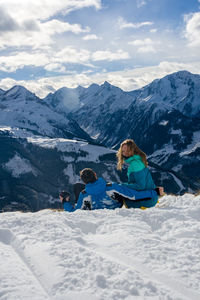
[3,154,37,178]
[0,194,200,300]
[180,131,200,157]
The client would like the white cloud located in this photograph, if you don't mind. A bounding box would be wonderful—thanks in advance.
[138,46,156,53]
[41,20,90,35]
[0,48,91,73]
[0,1,99,49]
[0,46,131,73]
[0,0,102,23]
[83,34,101,40]
[118,17,153,29]
[184,12,200,47]
[150,29,157,33]
[0,19,91,50]
[128,38,157,53]
[92,49,130,61]
[55,47,91,64]
[136,0,147,8]
[1,61,200,98]
[0,51,50,72]
[44,63,67,73]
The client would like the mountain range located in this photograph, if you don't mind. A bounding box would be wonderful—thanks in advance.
[0,70,200,211]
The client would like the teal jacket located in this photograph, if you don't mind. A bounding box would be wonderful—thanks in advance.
[123,155,156,191]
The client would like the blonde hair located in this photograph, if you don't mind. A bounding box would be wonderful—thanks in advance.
[116,139,148,170]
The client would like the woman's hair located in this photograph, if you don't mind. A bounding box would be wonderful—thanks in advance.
[116,139,148,170]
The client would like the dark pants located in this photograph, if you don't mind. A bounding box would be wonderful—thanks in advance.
[73,183,85,203]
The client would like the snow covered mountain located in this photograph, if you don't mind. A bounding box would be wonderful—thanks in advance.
[70,71,200,145]
[44,86,81,113]
[0,85,93,142]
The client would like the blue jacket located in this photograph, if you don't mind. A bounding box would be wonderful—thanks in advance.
[63,178,158,212]
[123,155,156,191]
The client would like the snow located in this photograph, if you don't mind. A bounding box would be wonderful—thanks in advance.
[170,173,185,192]
[170,129,182,135]
[148,143,176,164]
[159,120,169,126]
[63,164,80,184]
[2,153,37,178]
[26,136,115,161]
[0,88,72,138]
[180,131,200,157]
[1,194,200,300]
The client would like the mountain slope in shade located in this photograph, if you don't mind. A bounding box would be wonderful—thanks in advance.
[0,127,122,212]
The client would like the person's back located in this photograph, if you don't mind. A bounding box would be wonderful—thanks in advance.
[117,139,156,191]
[79,177,122,210]
[63,169,123,212]
[124,154,156,190]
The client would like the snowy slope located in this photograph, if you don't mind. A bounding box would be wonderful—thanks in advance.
[44,87,81,113]
[0,194,200,300]
[71,70,200,144]
[133,70,200,116]
[0,85,92,141]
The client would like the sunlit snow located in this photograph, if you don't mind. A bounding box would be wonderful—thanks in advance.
[0,194,200,300]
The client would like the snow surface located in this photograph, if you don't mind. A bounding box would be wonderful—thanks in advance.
[180,131,200,157]
[0,194,200,300]
[148,143,176,165]
[3,154,37,178]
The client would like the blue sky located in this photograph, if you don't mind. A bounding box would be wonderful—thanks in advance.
[0,0,200,97]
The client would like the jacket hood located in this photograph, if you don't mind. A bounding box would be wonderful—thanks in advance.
[85,177,106,195]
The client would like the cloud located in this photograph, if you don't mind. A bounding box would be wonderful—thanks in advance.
[92,49,130,61]
[0,47,93,72]
[0,1,99,49]
[136,0,147,8]
[0,46,132,73]
[118,17,153,29]
[0,7,19,32]
[0,19,91,50]
[0,51,50,72]
[0,0,102,23]
[184,12,200,47]
[2,61,200,98]
[41,19,90,35]
[83,34,101,40]
[44,63,67,73]
[150,29,157,33]
[55,47,91,64]
[128,38,157,53]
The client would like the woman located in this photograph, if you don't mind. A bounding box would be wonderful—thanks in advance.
[116,139,163,208]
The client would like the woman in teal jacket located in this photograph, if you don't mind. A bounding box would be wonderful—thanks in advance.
[117,139,162,208]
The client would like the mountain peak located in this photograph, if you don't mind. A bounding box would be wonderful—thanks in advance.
[3,85,38,104]
[102,81,111,87]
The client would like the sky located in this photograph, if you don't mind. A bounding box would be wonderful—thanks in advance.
[0,0,200,97]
